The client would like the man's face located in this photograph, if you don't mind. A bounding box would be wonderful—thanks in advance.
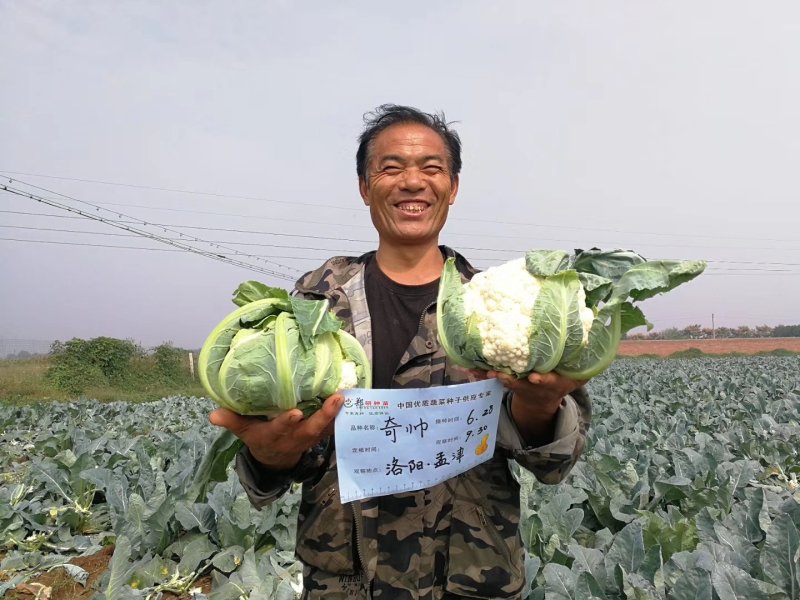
[359,122,459,248]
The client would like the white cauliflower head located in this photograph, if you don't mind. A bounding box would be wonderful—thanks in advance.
[462,258,594,373]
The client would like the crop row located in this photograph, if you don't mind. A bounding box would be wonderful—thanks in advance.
[1,355,798,598]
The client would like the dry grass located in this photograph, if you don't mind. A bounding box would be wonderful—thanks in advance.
[0,357,206,404]
[0,357,71,403]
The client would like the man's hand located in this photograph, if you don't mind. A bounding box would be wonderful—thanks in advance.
[485,370,587,447]
[209,394,344,471]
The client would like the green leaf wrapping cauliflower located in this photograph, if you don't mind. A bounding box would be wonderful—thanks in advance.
[199,281,371,416]
[437,249,706,380]
[461,257,597,374]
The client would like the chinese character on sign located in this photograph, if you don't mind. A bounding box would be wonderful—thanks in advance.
[434,451,450,468]
[405,418,429,439]
[381,417,402,443]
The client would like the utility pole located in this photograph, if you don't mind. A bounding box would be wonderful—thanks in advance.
[712,313,715,339]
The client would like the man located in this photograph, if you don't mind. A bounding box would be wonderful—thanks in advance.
[210,104,591,599]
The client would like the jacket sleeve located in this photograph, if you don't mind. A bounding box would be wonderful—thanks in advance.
[496,386,591,484]
[234,438,332,509]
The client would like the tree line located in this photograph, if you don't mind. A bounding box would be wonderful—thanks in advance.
[626,323,800,341]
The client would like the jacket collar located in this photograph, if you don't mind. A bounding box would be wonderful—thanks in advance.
[294,245,477,296]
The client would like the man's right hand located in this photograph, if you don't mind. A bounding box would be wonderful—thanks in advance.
[209,394,344,471]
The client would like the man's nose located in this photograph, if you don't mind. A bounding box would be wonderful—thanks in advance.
[399,167,425,191]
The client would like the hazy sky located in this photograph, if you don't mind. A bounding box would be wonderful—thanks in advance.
[1,2,798,349]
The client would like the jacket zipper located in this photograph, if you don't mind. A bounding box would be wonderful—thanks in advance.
[352,502,369,582]
[320,487,368,582]
[419,300,435,332]
[475,505,508,552]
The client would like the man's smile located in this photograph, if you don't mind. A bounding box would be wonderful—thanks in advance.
[396,201,430,214]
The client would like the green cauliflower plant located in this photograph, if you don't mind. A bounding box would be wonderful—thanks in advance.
[199,281,371,416]
[437,248,706,380]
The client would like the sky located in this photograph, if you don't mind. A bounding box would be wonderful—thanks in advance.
[1,1,798,351]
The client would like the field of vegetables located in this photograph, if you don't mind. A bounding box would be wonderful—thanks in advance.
[1,355,799,599]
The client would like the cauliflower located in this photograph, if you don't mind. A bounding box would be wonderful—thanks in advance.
[338,360,359,390]
[437,249,706,379]
[199,282,371,416]
[462,258,594,373]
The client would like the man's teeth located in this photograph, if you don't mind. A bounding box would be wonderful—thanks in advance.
[399,204,426,213]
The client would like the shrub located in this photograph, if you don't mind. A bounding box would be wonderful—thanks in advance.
[151,342,191,383]
[667,347,706,359]
[46,337,143,393]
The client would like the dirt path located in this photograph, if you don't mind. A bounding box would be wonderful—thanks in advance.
[2,544,212,599]
[618,337,800,357]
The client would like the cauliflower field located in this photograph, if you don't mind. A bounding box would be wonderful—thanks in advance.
[1,356,799,599]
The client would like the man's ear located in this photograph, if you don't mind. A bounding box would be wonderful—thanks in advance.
[359,177,370,205]
[448,175,459,205]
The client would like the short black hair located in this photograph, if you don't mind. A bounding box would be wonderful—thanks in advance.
[356,104,462,183]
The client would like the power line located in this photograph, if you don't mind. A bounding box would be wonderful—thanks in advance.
[4,235,800,274]
[3,169,797,245]
[71,201,378,230]
[0,169,364,213]
[0,180,298,280]
[0,224,370,254]
[4,224,800,269]
[4,217,800,269]
[6,224,800,268]
[5,207,800,256]
[0,237,181,252]
[4,177,305,277]
[0,237,337,262]
[0,209,375,243]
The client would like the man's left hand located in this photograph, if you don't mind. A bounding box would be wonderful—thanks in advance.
[481,370,587,446]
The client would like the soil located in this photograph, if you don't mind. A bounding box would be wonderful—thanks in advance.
[617,336,800,357]
[2,544,213,600]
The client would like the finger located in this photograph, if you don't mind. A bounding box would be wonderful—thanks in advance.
[298,394,344,440]
[539,371,588,390]
[492,371,518,388]
[209,407,247,431]
[526,372,545,385]
[467,369,489,381]
[528,371,567,387]
[269,407,305,429]
[209,406,301,438]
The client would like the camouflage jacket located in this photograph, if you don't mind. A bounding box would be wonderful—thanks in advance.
[235,246,592,600]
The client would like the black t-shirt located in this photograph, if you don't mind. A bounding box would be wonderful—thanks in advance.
[364,257,439,389]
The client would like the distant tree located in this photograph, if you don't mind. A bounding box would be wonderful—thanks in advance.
[684,324,705,339]
[623,323,797,340]
[773,324,800,337]
[624,332,649,340]
[755,325,774,337]
[657,327,688,340]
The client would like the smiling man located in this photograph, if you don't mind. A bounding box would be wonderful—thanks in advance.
[358,118,458,276]
[210,105,592,599]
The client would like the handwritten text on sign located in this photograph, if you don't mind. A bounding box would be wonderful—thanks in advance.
[335,378,504,503]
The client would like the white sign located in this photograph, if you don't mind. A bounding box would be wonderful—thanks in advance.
[334,378,505,503]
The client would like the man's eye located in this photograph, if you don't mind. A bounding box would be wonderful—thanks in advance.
[383,165,402,173]
[423,165,443,174]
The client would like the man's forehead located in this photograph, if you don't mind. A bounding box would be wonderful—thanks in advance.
[371,122,448,156]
